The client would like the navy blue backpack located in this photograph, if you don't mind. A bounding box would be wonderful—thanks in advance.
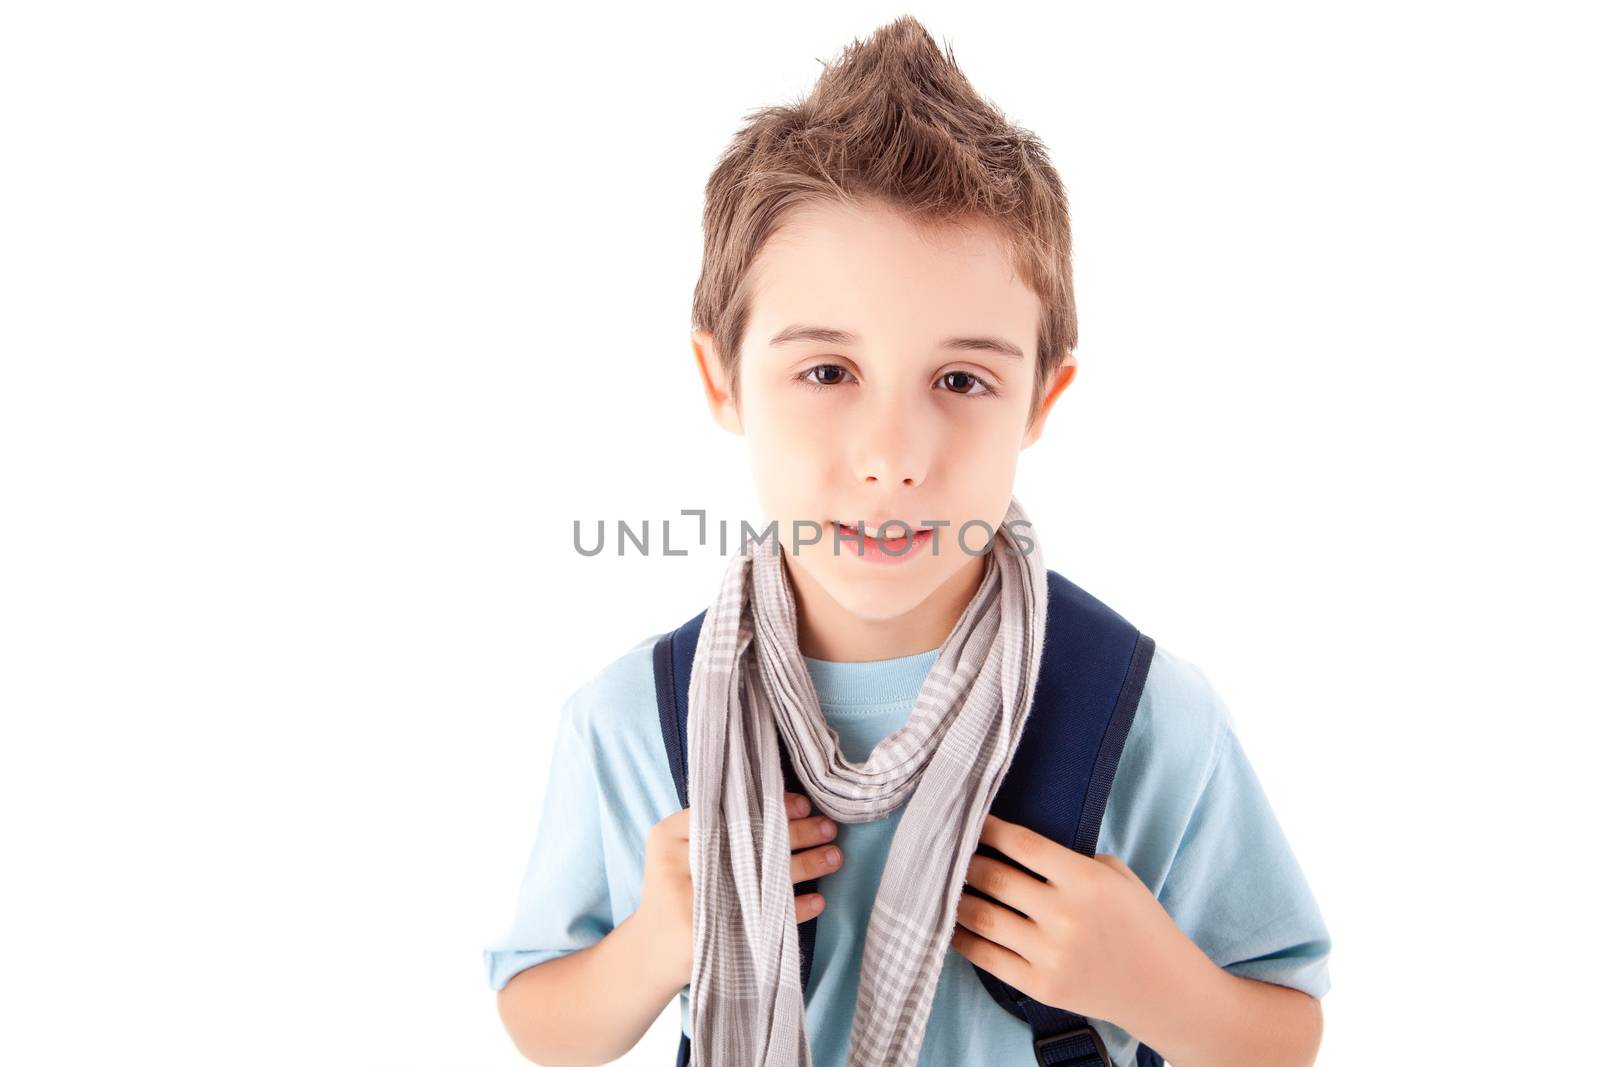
[652,568,1164,1067]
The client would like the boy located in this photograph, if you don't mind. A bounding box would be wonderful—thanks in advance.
[485,15,1330,1067]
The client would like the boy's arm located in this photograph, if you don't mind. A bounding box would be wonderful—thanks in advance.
[496,908,682,1067]
[486,673,679,1066]
[1120,937,1323,1067]
[954,815,1325,1067]
[954,649,1331,1065]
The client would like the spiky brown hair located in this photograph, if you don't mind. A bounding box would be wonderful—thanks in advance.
[691,14,1076,427]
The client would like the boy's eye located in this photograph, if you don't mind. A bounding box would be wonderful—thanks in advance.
[937,370,994,397]
[798,364,855,390]
[796,364,998,398]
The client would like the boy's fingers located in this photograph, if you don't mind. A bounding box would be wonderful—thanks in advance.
[785,792,811,818]
[791,842,843,884]
[794,892,825,923]
[788,813,838,851]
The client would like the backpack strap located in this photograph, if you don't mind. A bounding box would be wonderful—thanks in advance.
[973,569,1160,1066]
[652,569,1161,1067]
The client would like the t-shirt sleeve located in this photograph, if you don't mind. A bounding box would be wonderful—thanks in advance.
[1157,702,1333,999]
[482,689,615,992]
[1101,647,1332,1003]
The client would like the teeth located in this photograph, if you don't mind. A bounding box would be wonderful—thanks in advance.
[841,521,920,539]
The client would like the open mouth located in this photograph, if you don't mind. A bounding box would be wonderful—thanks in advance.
[834,520,935,540]
[829,520,938,562]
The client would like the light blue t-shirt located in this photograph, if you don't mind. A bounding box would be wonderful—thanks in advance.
[484,632,1331,1066]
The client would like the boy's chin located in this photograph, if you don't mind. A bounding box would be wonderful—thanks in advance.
[788,552,945,620]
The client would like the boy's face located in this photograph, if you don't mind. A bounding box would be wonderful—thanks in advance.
[692,196,1074,651]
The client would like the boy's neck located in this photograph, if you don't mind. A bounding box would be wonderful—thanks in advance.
[784,550,989,663]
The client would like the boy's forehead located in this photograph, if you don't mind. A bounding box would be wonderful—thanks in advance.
[747,199,1039,350]
[760,197,1007,267]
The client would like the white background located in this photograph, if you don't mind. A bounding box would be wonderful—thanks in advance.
[3,2,1596,1064]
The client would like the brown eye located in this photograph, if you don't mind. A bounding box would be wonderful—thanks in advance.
[940,370,993,397]
[799,364,854,391]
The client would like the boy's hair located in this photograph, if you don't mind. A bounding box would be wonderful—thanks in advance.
[692,15,1076,428]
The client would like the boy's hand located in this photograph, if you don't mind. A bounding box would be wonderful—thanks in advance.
[637,791,843,989]
[949,814,1199,1030]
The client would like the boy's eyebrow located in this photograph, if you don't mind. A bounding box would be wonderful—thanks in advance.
[769,324,1024,360]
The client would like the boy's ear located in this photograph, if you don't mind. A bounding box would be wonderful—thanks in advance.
[1021,353,1077,450]
[692,329,744,435]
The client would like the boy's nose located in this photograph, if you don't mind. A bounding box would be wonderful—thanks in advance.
[850,397,930,488]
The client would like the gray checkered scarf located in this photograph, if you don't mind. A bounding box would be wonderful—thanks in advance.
[686,496,1049,1066]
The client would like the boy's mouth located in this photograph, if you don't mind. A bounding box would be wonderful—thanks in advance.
[829,520,939,563]
[833,519,936,540]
